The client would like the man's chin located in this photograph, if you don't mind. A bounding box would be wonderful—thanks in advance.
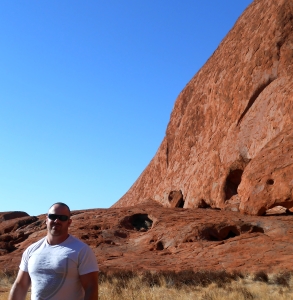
[50,228,61,235]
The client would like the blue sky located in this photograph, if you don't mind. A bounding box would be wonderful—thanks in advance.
[0,1,253,216]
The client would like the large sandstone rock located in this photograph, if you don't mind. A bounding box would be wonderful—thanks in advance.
[2,203,293,273]
[113,0,293,215]
[0,212,29,222]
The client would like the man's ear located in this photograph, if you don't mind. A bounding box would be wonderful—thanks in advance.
[68,219,72,226]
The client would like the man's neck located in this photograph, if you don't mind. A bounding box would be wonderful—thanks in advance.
[47,234,69,245]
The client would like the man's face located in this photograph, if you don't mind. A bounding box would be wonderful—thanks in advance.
[46,204,72,238]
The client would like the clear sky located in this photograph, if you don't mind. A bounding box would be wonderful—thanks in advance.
[0,0,253,216]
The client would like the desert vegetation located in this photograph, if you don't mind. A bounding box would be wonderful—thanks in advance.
[1,270,293,299]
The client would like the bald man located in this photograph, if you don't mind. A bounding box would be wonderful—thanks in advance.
[9,202,99,300]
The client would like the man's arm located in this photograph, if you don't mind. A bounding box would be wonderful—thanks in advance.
[8,269,31,300]
[80,271,99,300]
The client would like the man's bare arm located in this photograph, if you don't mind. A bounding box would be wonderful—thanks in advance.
[80,271,99,300]
[8,269,31,300]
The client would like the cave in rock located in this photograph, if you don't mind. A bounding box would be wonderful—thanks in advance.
[224,169,243,200]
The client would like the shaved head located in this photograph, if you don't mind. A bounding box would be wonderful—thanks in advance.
[48,202,71,215]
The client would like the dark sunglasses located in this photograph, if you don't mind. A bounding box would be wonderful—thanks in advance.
[48,214,70,221]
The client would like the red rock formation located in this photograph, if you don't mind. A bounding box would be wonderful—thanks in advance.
[2,203,293,274]
[113,0,293,216]
[0,212,29,222]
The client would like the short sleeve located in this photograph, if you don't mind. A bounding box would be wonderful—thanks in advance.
[19,247,30,272]
[78,245,99,275]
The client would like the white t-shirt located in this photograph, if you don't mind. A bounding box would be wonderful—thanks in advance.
[19,235,99,300]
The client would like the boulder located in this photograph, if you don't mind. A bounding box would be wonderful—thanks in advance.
[0,211,29,221]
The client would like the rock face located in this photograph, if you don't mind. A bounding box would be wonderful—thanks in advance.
[113,0,293,216]
[0,212,29,221]
[2,204,293,274]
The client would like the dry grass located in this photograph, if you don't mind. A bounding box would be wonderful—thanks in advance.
[0,270,30,300]
[98,270,293,300]
[1,270,293,299]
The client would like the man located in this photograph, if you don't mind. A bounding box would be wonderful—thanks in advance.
[9,202,99,300]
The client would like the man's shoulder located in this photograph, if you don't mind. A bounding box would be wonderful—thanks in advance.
[24,236,46,254]
[27,236,46,248]
[66,236,99,272]
[65,235,91,249]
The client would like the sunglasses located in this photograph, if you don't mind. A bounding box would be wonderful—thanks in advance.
[48,214,70,221]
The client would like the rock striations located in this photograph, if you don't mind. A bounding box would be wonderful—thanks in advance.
[114,0,293,216]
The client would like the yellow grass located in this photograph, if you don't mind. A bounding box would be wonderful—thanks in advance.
[98,272,293,300]
[1,270,293,299]
[0,271,30,300]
